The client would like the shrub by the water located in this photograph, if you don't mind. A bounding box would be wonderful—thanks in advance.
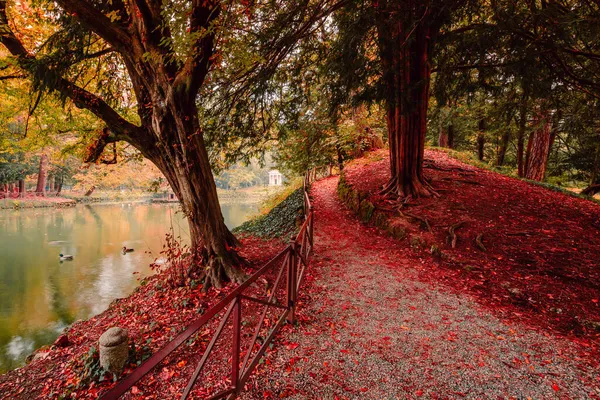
[233,187,304,239]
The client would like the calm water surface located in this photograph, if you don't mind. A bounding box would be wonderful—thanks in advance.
[0,201,256,372]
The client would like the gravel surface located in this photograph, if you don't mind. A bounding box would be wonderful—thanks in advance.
[241,176,600,400]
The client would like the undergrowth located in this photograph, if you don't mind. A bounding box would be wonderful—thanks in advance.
[233,178,304,239]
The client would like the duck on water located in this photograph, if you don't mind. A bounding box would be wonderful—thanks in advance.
[59,253,73,261]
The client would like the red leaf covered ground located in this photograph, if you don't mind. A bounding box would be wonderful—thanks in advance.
[345,149,600,340]
[240,156,600,399]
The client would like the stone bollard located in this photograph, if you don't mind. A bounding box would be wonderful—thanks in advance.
[99,327,129,375]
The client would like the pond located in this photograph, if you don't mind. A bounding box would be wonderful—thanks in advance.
[0,201,257,373]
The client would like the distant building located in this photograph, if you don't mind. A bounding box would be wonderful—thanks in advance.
[269,170,283,186]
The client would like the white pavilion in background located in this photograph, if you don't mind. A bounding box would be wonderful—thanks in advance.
[268,170,283,186]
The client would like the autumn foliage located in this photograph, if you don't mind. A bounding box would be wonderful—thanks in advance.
[342,149,600,341]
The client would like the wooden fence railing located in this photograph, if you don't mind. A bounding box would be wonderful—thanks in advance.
[100,165,332,400]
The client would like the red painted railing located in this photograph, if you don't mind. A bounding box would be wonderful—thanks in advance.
[100,166,331,400]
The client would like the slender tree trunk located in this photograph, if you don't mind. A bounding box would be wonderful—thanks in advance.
[438,127,448,147]
[56,177,63,195]
[447,124,454,149]
[336,143,344,171]
[517,89,529,177]
[524,113,553,181]
[36,153,48,196]
[497,132,510,166]
[581,124,600,196]
[477,119,486,161]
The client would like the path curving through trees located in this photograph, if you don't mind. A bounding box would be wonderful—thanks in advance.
[242,176,600,399]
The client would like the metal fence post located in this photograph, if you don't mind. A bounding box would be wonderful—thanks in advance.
[286,241,297,324]
[308,208,314,250]
[232,296,242,393]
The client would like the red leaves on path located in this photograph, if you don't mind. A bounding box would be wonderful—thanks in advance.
[240,164,599,399]
[345,149,600,343]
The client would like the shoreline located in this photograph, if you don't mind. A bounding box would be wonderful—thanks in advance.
[0,187,279,210]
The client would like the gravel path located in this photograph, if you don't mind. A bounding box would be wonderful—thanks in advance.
[241,176,600,400]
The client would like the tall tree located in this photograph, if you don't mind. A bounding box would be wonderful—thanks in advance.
[374,1,453,198]
[328,1,467,199]
[1,0,247,287]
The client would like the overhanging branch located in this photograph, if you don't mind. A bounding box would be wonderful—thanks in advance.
[84,128,120,164]
[54,0,132,52]
[0,0,141,140]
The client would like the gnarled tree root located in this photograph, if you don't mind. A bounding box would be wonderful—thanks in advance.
[400,211,432,232]
[201,251,249,292]
[447,221,465,248]
[380,177,440,203]
[475,233,487,252]
[581,184,600,196]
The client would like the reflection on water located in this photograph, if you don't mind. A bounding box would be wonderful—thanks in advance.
[0,201,256,372]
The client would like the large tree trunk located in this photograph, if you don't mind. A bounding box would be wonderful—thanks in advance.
[377,3,440,199]
[144,109,246,290]
[0,0,241,289]
[36,153,48,196]
[18,179,25,195]
[524,113,553,181]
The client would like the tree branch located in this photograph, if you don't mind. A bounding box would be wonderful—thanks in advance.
[174,0,221,100]
[84,128,119,163]
[54,0,132,52]
[131,0,177,78]
[0,74,25,80]
[438,23,498,40]
[432,61,520,73]
[0,1,140,139]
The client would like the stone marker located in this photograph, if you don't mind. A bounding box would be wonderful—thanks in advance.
[99,327,129,375]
